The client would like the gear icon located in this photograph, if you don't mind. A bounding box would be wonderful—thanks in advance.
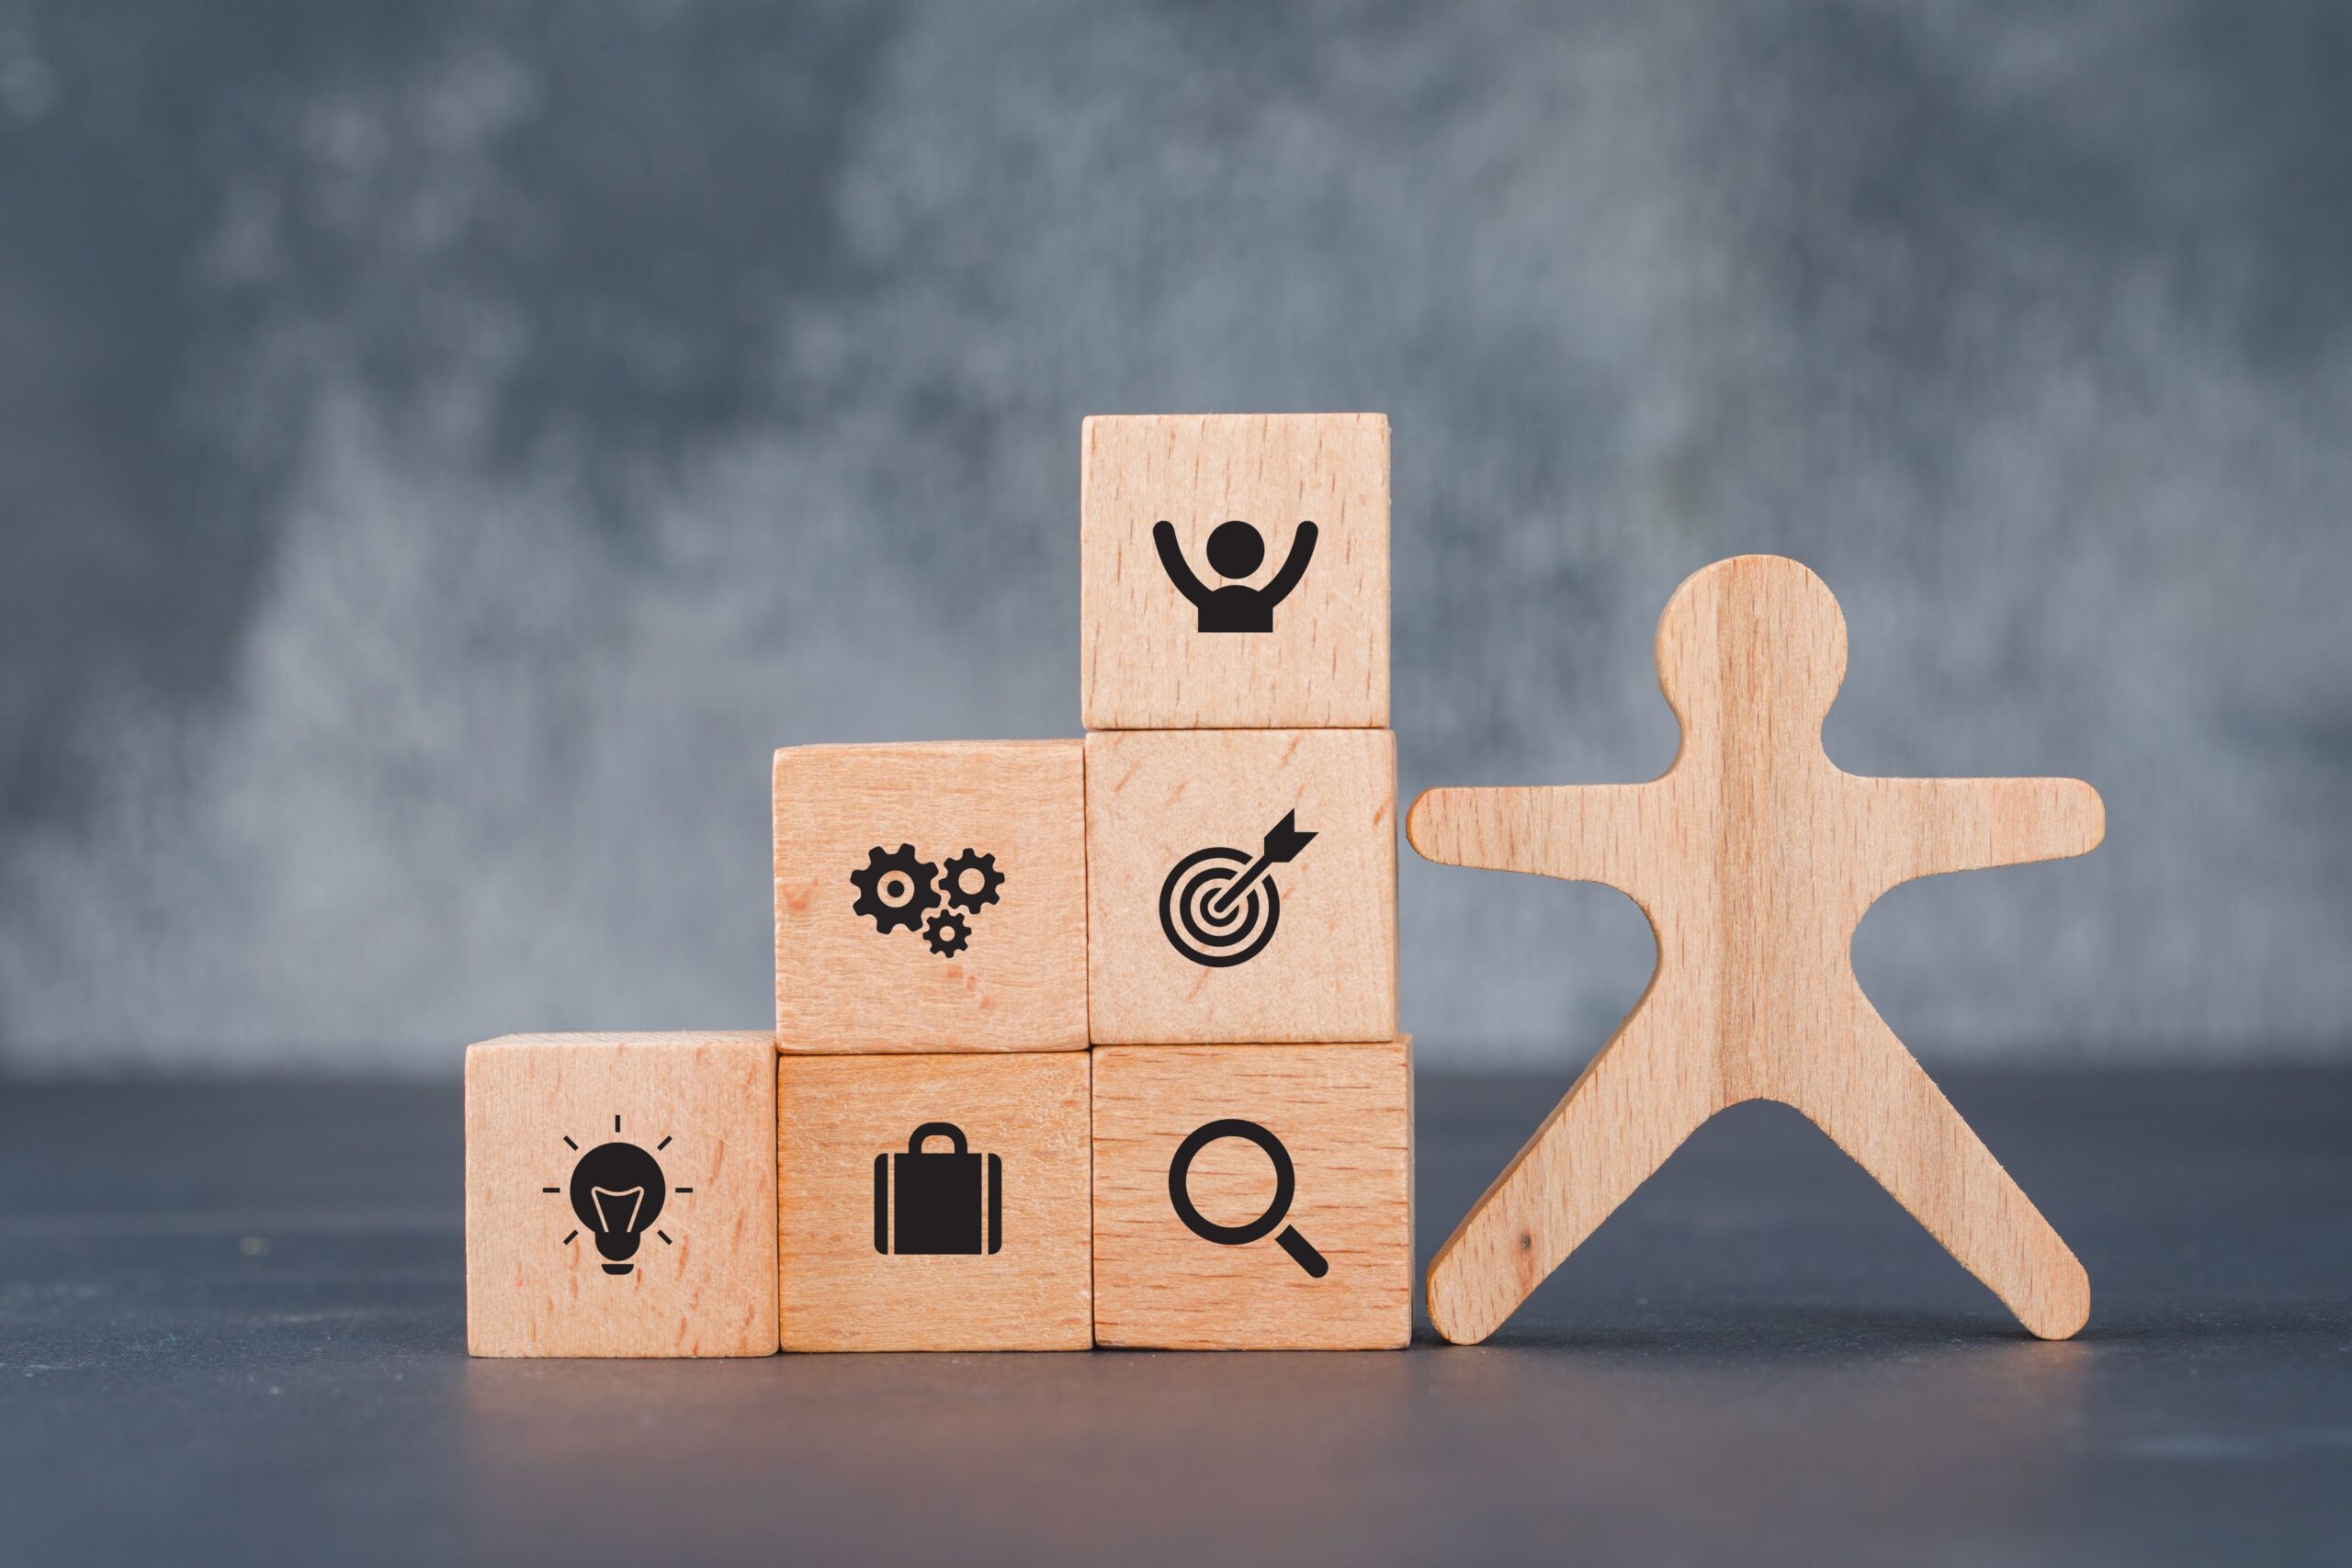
[851,844,938,935]
[922,908,971,958]
[940,849,1005,913]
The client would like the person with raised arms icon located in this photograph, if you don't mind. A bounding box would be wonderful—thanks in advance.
[1152,518,1318,633]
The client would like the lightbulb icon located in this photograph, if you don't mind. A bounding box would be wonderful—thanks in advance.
[548,1116,694,1276]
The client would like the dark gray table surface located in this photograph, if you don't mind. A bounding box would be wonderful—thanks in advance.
[3,1070,2346,1566]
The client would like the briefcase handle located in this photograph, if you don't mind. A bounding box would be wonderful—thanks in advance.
[907,1122,967,1156]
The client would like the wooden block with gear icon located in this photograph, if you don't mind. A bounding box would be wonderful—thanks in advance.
[777,1051,1093,1350]
[1080,412,1389,730]
[775,739,1089,1053]
[1084,728,1397,1044]
[1091,1039,1414,1350]
[464,1032,779,1358]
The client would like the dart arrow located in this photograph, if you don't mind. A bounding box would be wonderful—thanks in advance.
[1205,811,1317,919]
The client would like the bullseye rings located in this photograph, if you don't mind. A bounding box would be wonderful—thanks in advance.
[1158,846,1283,967]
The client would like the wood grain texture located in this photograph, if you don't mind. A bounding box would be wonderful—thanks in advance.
[465,1032,777,1358]
[1411,555,2103,1345]
[1093,1040,1413,1349]
[778,1053,1091,1351]
[1086,728,1397,1044]
[1080,413,1389,729]
[775,740,1087,1053]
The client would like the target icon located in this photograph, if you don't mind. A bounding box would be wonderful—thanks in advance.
[1157,812,1317,968]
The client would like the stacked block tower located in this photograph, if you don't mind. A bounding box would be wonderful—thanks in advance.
[464,413,1407,1355]
[1080,414,1408,1349]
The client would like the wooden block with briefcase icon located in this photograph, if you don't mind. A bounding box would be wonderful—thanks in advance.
[1085,728,1397,1044]
[1080,412,1389,730]
[779,1053,1091,1351]
[1091,1038,1413,1350]
[465,1032,779,1358]
[775,739,1088,1053]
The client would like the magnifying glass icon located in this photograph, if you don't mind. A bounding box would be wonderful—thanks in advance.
[1168,1118,1329,1278]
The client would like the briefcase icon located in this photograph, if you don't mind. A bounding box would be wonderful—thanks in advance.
[873,1122,1003,1256]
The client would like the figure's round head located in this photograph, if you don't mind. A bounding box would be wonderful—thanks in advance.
[1654,555,1848,737]
[1205,520,1266,579]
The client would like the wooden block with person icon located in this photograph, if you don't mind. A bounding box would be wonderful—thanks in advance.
[1080,412,1389,729]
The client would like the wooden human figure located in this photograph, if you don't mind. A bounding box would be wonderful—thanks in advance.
[1410,555,2102,1344]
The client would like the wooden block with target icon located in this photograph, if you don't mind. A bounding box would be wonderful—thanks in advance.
[775,739,1089,1053]
[464,1032,779,1358]
[1083,728,1397,1044]
[1092,1039,1414,1349]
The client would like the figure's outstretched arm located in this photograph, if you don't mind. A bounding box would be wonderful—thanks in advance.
[1856,775,2104,891]
[1259,521,1318,607]
[1408,784,1658,897]
[1151,521,1209,606]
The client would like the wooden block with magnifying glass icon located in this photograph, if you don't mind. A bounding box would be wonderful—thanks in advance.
[465,1032,779,1358]
[1091,1039,1413,1350]
[1085,727,1397,1045]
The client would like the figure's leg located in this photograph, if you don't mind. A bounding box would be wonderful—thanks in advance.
[1790,996,2089,1339]
[1426,997,1718,1345]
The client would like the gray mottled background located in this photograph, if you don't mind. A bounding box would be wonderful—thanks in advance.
[3,1,2346,1077]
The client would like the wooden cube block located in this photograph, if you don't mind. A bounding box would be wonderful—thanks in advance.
[1085,728,1397,1043]
[1081,412,1389,729]
[465,1032,777,1358]
[775,740,1088,1053]
[1092,1039,1413,1349]
[777,1052,1092,1350]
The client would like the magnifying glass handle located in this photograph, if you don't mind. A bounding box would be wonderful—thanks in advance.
[1276,1225,1329,1279]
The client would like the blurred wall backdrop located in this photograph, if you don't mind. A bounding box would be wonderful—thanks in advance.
[3,1,2347,1076]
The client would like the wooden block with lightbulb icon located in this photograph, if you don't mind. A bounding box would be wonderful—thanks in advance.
[465,1032,778,1357]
